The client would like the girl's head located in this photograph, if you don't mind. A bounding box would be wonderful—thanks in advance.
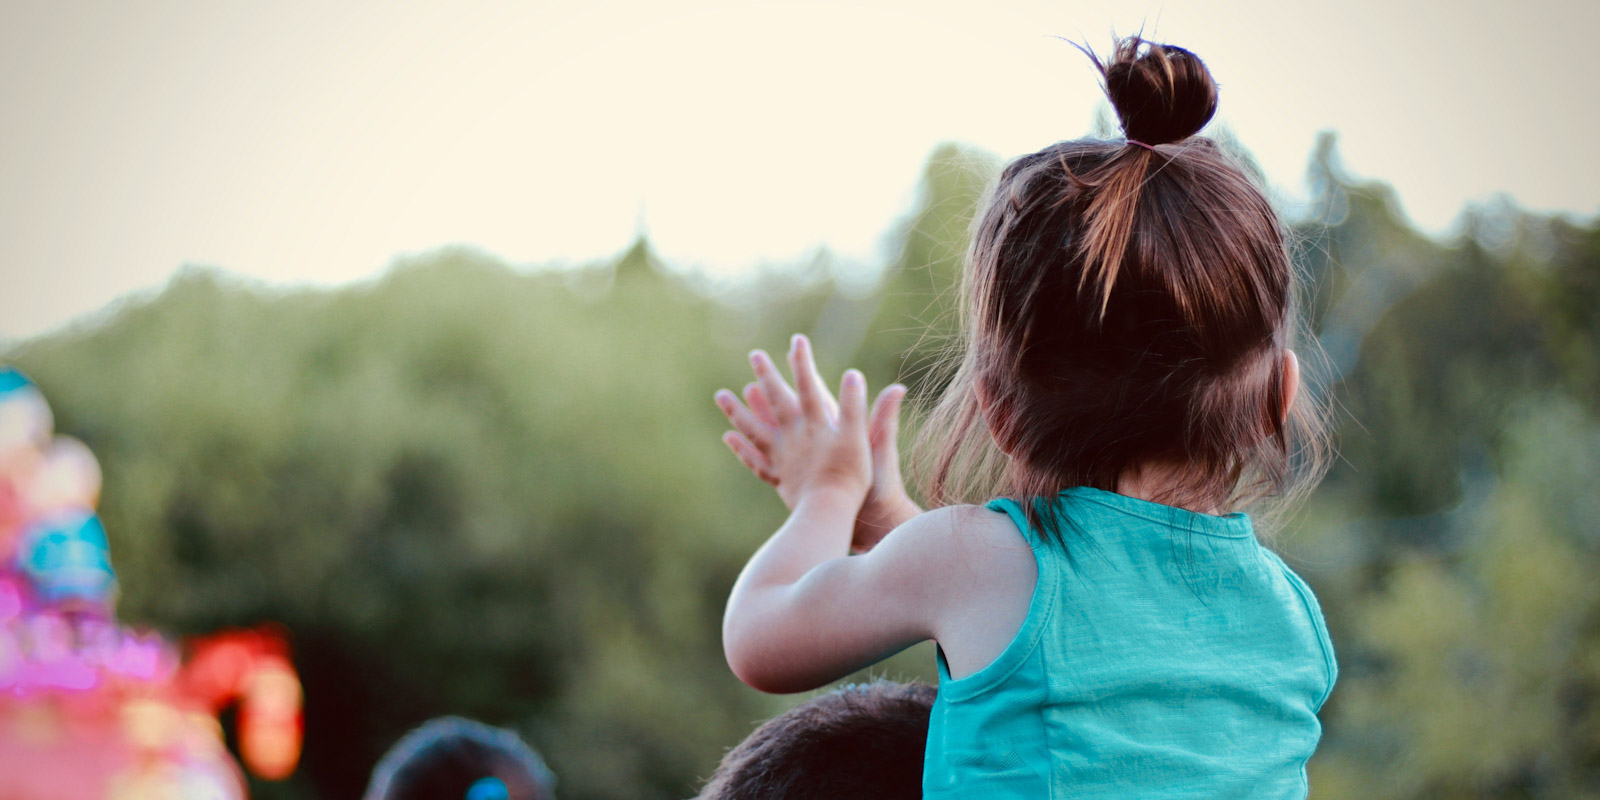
[920,37,1328,528]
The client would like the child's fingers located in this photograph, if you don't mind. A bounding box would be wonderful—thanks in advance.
[800,336,839,422]
[787,334,831,420]
[722,431,779,486]
[869,384,907,478]
[838,369,868,432]
[868,384,907,448]
[743,382,779,428]
[715,390,776,450]
[750,350,799,422]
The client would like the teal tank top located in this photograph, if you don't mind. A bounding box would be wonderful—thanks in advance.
[923,487,1337,799]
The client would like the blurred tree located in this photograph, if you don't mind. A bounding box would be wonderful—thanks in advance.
[1292,139,1600,799]
[857,143,998,398]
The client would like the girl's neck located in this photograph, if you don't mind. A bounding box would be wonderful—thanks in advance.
[1114,460,1221,516]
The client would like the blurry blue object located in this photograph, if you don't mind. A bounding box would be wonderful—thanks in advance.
[18,511,117,606]
[0,367,32,397]
[466,777,510,800]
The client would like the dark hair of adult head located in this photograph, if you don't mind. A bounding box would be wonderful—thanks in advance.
[364,716,557,800]
[915,37,1329,534]
[696,681,936,800]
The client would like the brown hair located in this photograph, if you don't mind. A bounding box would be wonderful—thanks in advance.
[696,681,935,800]
[915,38,1329,537]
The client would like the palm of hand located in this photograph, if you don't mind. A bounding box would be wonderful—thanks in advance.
[715,334,916,551]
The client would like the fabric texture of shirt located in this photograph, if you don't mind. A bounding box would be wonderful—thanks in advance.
[922,487,1337,799]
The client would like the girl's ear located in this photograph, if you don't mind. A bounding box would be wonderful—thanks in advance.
[1280,349,1300,424]
[976,376,1018,456]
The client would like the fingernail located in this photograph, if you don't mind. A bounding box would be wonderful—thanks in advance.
[749,351,764,369]
[844,370,862,388]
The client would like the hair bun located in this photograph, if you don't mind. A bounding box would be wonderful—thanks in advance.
[1098,38,1217,146]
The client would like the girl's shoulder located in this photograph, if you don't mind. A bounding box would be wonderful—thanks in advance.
[887,505,1039,678]
[889,504,1035,574]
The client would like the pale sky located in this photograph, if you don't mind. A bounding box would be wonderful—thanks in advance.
[2,0,1596,341]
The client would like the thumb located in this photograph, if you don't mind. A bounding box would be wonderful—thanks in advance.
[869,384,907,467]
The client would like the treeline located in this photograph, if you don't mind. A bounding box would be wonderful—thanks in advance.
[6,137,1598,799]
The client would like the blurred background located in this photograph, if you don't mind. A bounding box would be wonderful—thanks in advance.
[2,1,1598,798]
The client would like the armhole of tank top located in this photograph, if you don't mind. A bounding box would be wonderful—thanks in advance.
[1266,549,1338,709]
[934,498,1058,703]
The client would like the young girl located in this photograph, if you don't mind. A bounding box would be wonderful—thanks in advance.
[713,38,1336,798]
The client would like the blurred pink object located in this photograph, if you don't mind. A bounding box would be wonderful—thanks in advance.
[0,368,302,798]
[0,577,23,622]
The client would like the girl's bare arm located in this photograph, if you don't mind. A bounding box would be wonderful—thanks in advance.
[722,503,968,693]
[718,335,948,692]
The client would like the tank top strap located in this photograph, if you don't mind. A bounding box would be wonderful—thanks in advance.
[982,495,1062,600]
[983,497,1039,544]
[932,497,1063,701]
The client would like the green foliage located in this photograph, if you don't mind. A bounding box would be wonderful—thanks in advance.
[12,247,803,798]
[859,143,999,395]
[1291,143,1600,798]
[5,137,1598,799]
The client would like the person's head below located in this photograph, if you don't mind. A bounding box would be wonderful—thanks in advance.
[696,680,936,800]
[919,37,1330,529]
[364,716,557,800]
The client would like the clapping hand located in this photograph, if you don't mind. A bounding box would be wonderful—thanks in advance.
[715,334,920,552]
